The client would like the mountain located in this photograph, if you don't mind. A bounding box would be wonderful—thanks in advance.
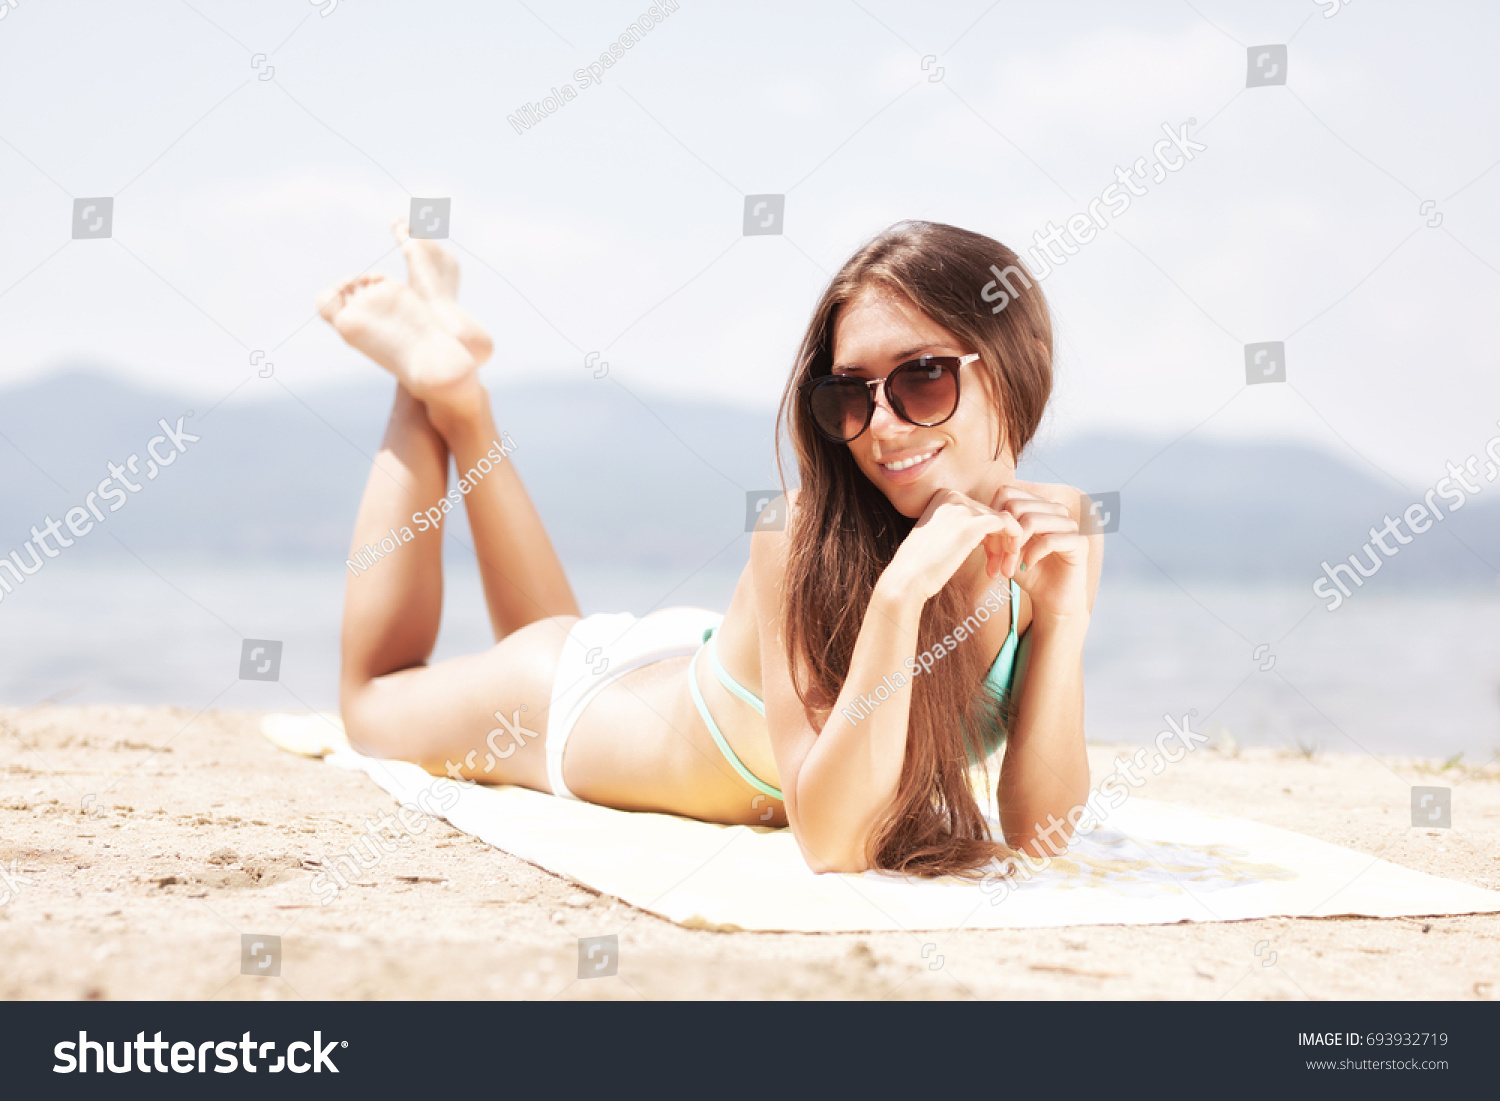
[1,368,1496,589]
[0,368,780,571]
[1020,432,1500,588]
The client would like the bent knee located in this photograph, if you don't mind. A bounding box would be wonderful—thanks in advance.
[338,679,417,760]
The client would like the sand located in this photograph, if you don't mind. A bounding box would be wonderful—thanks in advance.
[1,704,1497,1001]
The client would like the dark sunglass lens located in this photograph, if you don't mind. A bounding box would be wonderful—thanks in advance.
[889,361,958,425]
[808,379,868,441]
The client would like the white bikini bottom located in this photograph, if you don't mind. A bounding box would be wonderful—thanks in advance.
[544,607,722,800]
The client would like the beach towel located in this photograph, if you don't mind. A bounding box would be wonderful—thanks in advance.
[261,713,1500,933]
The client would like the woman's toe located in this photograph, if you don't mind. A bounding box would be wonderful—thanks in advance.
[316,279,355,320]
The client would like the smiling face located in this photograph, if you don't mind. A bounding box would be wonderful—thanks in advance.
[829,282,1013,517]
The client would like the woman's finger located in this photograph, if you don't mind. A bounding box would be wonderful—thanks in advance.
[950,504,1018,537]
[989,484,1049,510]
[997,514,1026,574]
[1010,511,1079,540]
[998,512,1077,574]
[1000,500,1071,523]
[981,531,1007,578]
[1019,531,1089,571]
[963,512,1019,577]
[967,520,1019,579]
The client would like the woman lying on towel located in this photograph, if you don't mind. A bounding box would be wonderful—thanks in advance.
[317,219,1101,877]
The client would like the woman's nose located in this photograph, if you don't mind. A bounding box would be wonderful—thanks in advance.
[868,380,905,434]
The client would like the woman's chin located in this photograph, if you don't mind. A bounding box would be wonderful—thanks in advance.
[874,479,937,518]
[880,475,989,519]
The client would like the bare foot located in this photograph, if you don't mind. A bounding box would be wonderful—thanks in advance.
[392,218,494,367]
[317,272,479,409]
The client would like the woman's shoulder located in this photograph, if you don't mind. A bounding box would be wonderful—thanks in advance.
[744,489,796,630]
[748,488,798,536]
[747,488,796,572]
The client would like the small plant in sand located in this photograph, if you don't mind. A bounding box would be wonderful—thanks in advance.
[1281,738,1319,760]
[1206,721,1240,758]
[1412,751,1500,782]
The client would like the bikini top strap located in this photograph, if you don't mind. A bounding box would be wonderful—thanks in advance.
[701,585,1016,720]
[704,632,767,716]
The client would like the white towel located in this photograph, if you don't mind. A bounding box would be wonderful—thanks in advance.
[262,713,1500,933]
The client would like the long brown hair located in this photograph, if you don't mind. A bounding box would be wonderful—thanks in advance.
[774,220,1053,878]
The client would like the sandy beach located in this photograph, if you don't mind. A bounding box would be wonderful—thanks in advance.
[1,703,1496,1001]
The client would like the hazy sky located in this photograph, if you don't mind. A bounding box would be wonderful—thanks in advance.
[1,0,1497,484]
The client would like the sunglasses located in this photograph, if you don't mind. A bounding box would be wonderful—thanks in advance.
[799,354,979,443]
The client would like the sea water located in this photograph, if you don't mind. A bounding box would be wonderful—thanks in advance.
[1,559,1496,762]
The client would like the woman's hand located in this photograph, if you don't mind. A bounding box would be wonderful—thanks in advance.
[879,488,1023,604]
[988,485,1090,622]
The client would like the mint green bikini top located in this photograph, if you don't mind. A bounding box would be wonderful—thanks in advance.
[972,575,1025,757]
[690,576,1025,802]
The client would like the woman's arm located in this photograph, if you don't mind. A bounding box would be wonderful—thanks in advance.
[992,485,1103,858]
[780,577,922,871]
[751,490,1020,873]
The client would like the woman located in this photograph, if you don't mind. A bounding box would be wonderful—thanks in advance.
[319,219,1100,877]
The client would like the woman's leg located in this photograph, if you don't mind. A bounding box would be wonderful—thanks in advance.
[320,268,579,637]
[320,262,759,817]
[339,384,449,687]
[324,272,576,788]
[383,225,579,640]
[426,387,579,640]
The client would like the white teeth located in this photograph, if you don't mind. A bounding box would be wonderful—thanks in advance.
[882,449,938,472]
